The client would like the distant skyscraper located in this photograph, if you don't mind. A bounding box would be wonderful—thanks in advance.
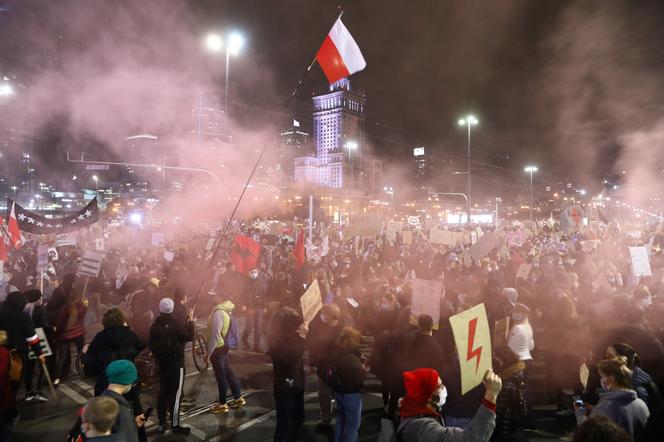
[192,94,227,148]
[0,127,34,196]
[278,119,310,178]
[294,78,378,191]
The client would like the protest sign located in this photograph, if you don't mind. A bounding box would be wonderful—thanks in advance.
[629,247,652,278]
[163,250,175,262]
[429,229,461,246]
[94,238,105,251]
[493,317,510,347]
[516,264,531,280]
[469,231,499,262]
[151,232,165,247]
[385,229,396,242]
[37,245,49,273]
[56,233,77,247]
[78,250,105,278]
[402,230,413,244]
[300,280,323,328]
[580,363,590,390]
[205,238,215,251]
[410,278,443,330]
[407,216,420,227]
[387,220,403,232]
[47,247,59,261]
[346,214,383,238]
[27,327,53,360]
[449,303,492,394]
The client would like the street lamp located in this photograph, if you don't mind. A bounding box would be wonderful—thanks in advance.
[205,30,245,141]
[458,114,478,225]
[344,140,358,223]
[524,165,538,222]
[92,175,99,196]
[0,83,13,96]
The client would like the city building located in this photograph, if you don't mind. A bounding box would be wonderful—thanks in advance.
[278,119,311,178]
[293,78,381,193]
[192,94,227,148]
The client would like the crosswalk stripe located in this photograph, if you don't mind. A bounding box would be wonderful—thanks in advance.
[58,383,88,405]
[188,425,207,440]
[72,380,94,394]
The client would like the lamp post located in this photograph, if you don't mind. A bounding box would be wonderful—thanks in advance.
[205,31,245,142]
[344,140,358,224]
[524,166,538,222]
[458,114,478,225]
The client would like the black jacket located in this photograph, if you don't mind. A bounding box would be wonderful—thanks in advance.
[148,313,194,368]
[83,325,144,394]
[330,347,365,393]
[406,333,445,373]
[101,389,138,442]
[0,292,41,355]
[268,332,305,393]
[307,315,343,375]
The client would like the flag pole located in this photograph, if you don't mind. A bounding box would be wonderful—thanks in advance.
[192,10,345,309]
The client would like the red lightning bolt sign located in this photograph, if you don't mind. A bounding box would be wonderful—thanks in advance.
[466,317,482,373]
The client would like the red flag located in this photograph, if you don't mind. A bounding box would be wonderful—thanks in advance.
[7,202,22,249]
[316,17,366,85]
[230,234,261,275]
[293,230,306,270]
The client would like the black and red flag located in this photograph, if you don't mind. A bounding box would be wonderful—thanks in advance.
[293,230,305,270]
[230,234,261,275]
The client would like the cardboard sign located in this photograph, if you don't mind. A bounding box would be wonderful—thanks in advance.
[37,245,49,273]
[151,233,165,247]
[516,264,532,280]
[493,317,511,347]
[410,279,443,330]
[429,229,461,246]
[27,327,53,359]
[56,233,77,247]
[300,279,323,328]
[163,251,175,262]
[449,303,492,395]
[402,230,413,245]
[469,231,499,262]
[629,247,652,278]
[78,250,105,278]
[94,238,105,251]
[580,363,590,390]
[346,214,383,238]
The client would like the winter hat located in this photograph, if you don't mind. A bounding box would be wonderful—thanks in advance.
[106,360,138,385]
[159,298,174,314]
[503,288,519,306]
[24,289,42,303]
[403,368,440,404]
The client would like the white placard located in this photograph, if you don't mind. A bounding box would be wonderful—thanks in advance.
[410,279,443,330]
[629,247,652,278]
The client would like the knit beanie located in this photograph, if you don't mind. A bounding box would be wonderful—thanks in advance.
[159,298,174,314]
[106,360,138,385]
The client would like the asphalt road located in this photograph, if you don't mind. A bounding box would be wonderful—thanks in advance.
[12,317,574,441]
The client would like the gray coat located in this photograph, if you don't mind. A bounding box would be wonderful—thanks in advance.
[398,405,496,442]
[576,389,649,440]
[101,389,139,442]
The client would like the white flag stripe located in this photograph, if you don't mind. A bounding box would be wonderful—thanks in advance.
[328,18,366,75]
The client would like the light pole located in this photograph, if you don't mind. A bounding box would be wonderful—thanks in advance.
[458,114,478,225]
[524,165,538,222]
[344,140,358,223]
[206,31,245,142]
[92,174,99,195]
[495,197,502,226]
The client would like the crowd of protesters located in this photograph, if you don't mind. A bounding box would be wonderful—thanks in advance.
[1,218,664,441]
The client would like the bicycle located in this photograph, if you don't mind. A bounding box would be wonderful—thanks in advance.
[191,331,209,373]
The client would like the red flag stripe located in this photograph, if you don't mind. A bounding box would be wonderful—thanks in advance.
[316,35,350,85]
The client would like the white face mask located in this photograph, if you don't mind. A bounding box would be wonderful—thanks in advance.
[434,386,448,407]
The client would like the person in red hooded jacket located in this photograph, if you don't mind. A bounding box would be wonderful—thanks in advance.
[397,368,502,442]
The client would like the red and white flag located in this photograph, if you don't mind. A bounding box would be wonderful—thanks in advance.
[316,17,366,85]
[7,202,22,249]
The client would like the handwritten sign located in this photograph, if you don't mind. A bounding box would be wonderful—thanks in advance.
[449,303,492,394]
[629,247,652,278]
[409,279,443,330]
[300,279,323,329]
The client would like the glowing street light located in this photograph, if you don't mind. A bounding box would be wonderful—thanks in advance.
[204,30,246,141]
[524,165,538,222]
[458,114,478,225]
[0,83,13,96]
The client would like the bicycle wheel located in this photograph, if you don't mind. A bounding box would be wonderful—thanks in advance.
[192,333,209,373]
[75,352,86,377]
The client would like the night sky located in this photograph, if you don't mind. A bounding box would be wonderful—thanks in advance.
[2,0,664,197]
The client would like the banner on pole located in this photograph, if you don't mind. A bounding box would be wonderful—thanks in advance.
[449,303,492,395]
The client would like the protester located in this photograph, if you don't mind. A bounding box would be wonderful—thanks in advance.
[101,360,146,442]
[54,288,87,386]
[576,359,649,440]
[207,293,245,414]
[242,266,269,352]
[0,330,13,441]
[267,307,306,442]
[573,416,632,442]
[80,396,125,442]
[492,346,529,440]
[328,326,366,442]
[605,342,662,411]
[398,368,502,442]
[22,289,52,403]
[307,303,344,429]
[148,297,193,434]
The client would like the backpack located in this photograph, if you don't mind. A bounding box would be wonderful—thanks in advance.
[225,315,239,349]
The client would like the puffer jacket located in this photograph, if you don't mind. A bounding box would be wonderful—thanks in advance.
[398,404,496,442]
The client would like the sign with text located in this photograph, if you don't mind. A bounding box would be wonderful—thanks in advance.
[56,233,77,247]
[629,246,652,278]
[78,250,105,278]
[37,245,49,273]
[27,327,53,359]
[346,214,383,238]
[449,303,492,395]
[300,279,323,329]
[409,278,443,330]
[469,231,500,262]
[429,229,462,246]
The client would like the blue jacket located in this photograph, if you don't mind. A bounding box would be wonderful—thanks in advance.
[576,389,649,440]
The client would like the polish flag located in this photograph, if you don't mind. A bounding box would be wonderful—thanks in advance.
[7,202,22,249]
[316,17,366,85]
